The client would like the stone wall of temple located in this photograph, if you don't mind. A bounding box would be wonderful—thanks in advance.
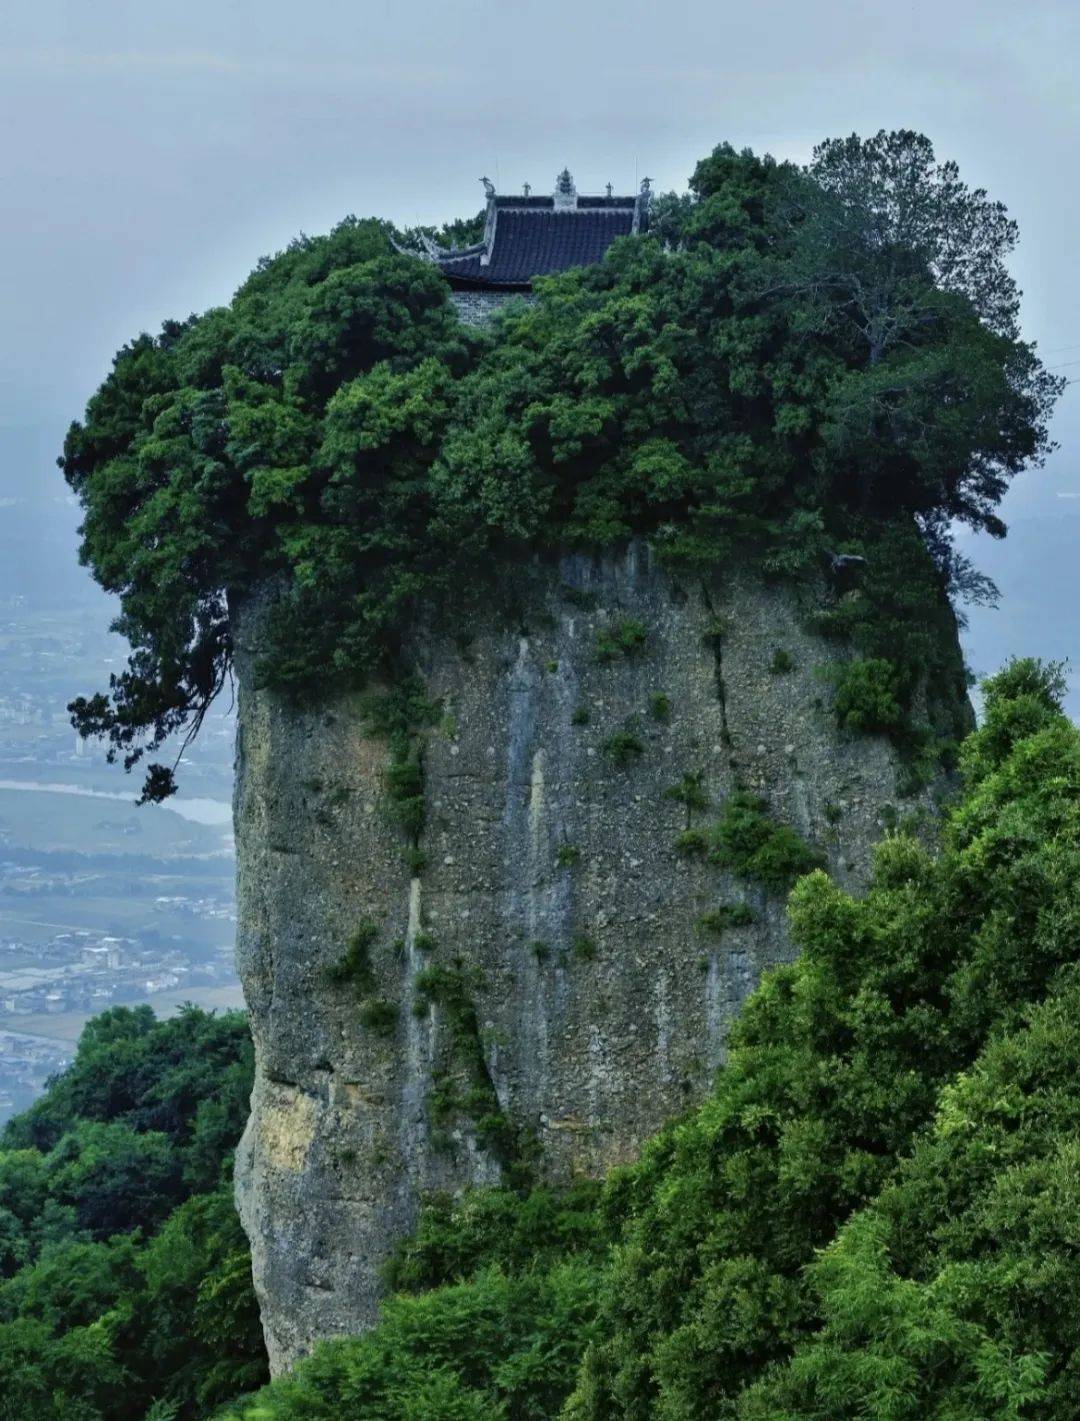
[450,290,535,326]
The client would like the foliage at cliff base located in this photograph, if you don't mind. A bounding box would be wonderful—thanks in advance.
[5,662,1079,1418]
[0,1006,265,1419]
[220,659,1080,1420]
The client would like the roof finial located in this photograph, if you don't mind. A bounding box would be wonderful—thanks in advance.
[554,167,576,210]
[523,182,531,197]
[605,182,613,198]
[640,175,652,197]
[480,176,495,199]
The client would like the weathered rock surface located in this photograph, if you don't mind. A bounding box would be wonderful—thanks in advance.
[233,543,963,1371]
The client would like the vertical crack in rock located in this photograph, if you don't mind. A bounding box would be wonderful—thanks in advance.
[704,950,725,1067]
[701,584,732,749]
[398,875,430,1211]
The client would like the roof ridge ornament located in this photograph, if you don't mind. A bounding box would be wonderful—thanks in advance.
[554,167,577,210]
[432,166,642,293]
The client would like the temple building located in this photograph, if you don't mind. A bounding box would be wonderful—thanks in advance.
[419,169,651,325]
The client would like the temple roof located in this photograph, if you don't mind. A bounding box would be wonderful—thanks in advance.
[427,172,650,291]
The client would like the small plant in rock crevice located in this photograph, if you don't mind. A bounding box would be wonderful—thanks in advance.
[358,998,398,1035]
[595,618,648,663]
[413,961,528,1185]
[675,827,709,857]
[602,729,645,767]
[697,903,754,934]
[664,772,709,827]
[359,676,440,865]
[405,847,428,876]
[328,921,379,993]
[702,614,727,649]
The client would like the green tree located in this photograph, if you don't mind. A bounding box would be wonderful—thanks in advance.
[0,1007,265,1420]
[223,1262,603,1421]
[62,139,1057,801]
[741,974,1080,1419]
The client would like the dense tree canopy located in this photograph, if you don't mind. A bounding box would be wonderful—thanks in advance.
[0,1006,265,1419]
[62,133,1060,799]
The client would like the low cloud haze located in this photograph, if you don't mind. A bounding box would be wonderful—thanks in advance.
[1,0,1078,667]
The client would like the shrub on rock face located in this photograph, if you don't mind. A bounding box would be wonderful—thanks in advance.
[595,619,649,664]
[770,648,795,674]
[830,656,906,734]
[708,791,822,891]
[697,902,753,933]
[648,691,671,721]
[327,921,378,992]
[602,730,645,767]
[358,998,397,1035]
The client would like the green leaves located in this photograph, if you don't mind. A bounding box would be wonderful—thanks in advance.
[706,792,822,892]
[829,657,907,735]
[63,139,1060,800]
[0,1007,265,1418]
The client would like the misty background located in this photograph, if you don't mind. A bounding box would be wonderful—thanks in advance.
[0,1,1076,1110]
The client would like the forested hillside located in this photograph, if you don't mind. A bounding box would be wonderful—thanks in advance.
[0,1006,266,1419]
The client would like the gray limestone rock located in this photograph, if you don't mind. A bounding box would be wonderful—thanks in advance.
[232,542,964,1372]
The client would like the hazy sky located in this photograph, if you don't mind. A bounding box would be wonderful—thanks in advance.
[2,0,1079,519]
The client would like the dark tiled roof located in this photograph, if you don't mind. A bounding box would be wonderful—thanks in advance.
[437,205,636,290]
[491,194,635,211]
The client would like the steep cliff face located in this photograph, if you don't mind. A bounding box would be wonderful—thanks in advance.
[233,543,963,1371]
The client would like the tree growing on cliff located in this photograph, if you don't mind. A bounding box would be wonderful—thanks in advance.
[61,137,1060,801]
